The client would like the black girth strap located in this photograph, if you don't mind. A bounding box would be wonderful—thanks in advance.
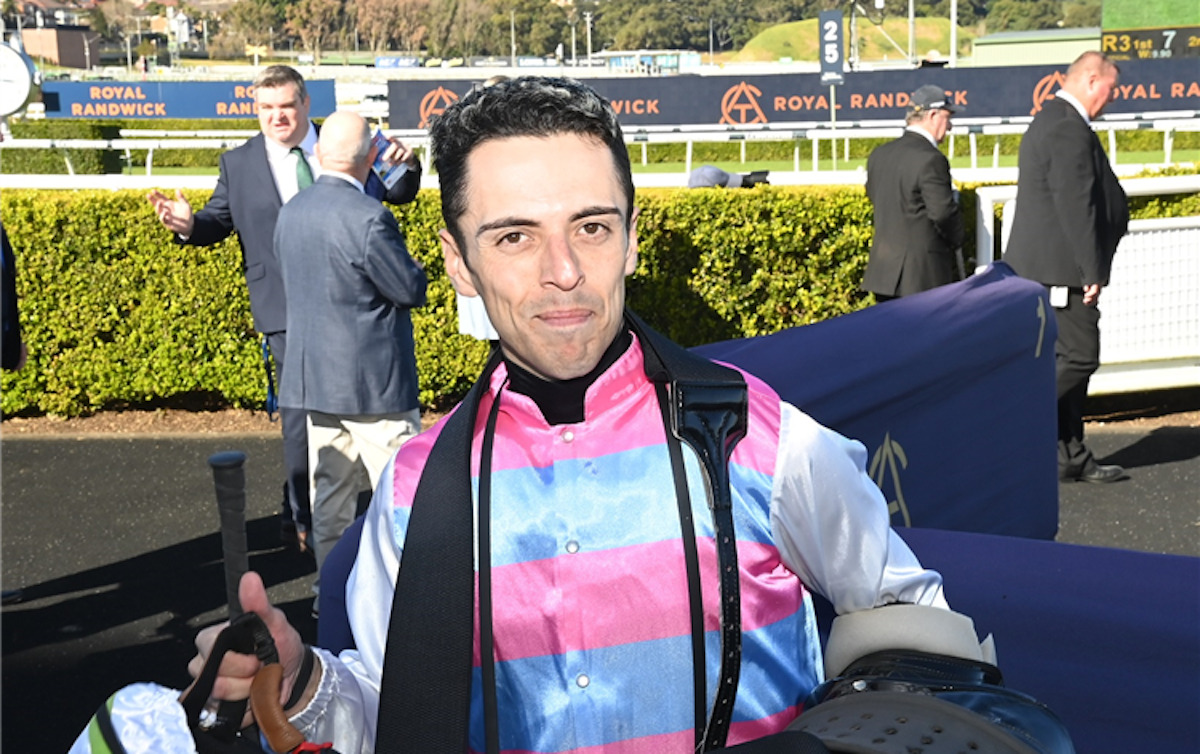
[374,313,747,753]
[633,312,749,751]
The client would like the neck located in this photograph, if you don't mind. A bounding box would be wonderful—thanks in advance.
[504,329,632,425]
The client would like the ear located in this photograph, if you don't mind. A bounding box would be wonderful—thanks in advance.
[623,207,641,277]
[440,228,480,298]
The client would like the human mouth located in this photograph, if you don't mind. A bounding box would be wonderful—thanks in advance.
[537,309,593,328]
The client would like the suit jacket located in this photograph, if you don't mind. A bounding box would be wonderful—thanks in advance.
[275,175,427,416]
[1005,97,1129,287]
[862,130,965,297]
[1,223,22,370]
[181,129,422,334]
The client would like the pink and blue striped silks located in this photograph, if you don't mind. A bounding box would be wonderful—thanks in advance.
[385,340,819,753]
[301,335,944,754]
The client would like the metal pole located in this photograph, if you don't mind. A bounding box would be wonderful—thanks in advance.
[849,4,857,71]
[510,10,516,67]
[950,0,958,67]
[908,0,915,65]
[584,11,593,65]
[830,85,837,170]
[571,23,576,66]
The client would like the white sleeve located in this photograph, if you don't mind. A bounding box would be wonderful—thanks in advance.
[770,402,948,614]
[288,455,405,753]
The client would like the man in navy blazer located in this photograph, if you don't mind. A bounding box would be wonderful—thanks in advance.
[2,222,26,372]
[863,84,965,300]
[274,111,427,601]
[148,66,423,549]
[1006,52,1129,484]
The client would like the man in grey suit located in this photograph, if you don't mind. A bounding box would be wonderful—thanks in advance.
[862,84,965,301]
[1006,51,1128,484]
[148,66,423,551]
[274,111,428,599]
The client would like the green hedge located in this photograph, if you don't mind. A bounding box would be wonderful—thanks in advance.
[1,183,1196,416]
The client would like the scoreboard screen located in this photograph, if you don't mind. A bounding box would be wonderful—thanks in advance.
[1102,26,1200,60]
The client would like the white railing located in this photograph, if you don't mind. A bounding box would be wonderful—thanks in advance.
[3,113,1195,177]
[976,175,1200,395]
[1088,216,1200,395]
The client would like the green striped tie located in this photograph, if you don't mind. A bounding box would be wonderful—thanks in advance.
[292,147,314,190]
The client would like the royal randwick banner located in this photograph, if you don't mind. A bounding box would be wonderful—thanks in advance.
[389,58,1198,128]
[39,80,337,119]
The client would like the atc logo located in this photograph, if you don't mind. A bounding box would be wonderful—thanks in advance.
[720,82,768,125]
[868,432,911,527]
[1030,71,1066,116]
[418,86,460,128]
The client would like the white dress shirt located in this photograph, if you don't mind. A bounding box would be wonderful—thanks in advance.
[1053,89,1090,124]
[266,121,320,203]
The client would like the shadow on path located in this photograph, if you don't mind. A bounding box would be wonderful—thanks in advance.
[1095,425,1200,470]
[2,515,315,753]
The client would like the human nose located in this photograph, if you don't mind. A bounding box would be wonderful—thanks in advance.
[541,234,584,291]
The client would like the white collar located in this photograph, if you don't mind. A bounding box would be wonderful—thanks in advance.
[322,169,365,193]
[264,120,318,159]
[1053,90,1090,124]
[904,124,939,148]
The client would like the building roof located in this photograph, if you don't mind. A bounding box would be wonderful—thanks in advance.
[973,27,1101,45]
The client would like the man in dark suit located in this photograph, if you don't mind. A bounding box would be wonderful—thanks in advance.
[147,66,423,548]
[2,222,26,373]
[863,84,965,301]
[274,110,427,602]
[1005,51,1129,484]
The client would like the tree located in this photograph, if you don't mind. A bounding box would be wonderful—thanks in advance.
[94,0,139,40]
[88,6,113,39]
[356,0,393,52]
[452,0,489,57]
[286,0,345,62]
[985,0,1061,31]
[221,0,282,47]
[393,0,431,52]
[1062,0,1101,28]
[481,0,567,58]
[915,0,991,28]
[423,0,461,57]
[593,0,814,55]
[599,0,688,50]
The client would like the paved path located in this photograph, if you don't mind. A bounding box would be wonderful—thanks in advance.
[1057,424,1200,556]
[2,424,1197,751]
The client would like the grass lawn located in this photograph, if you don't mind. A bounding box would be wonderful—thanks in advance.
[739,17,975,63]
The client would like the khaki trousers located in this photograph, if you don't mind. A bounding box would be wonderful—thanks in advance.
[307,408,421,594]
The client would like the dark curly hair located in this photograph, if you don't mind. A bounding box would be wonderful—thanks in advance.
[429,76,635,253]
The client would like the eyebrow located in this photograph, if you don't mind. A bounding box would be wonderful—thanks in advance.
[474,205,623,240]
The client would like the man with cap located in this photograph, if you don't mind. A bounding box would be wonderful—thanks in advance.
[862,84,964,301]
